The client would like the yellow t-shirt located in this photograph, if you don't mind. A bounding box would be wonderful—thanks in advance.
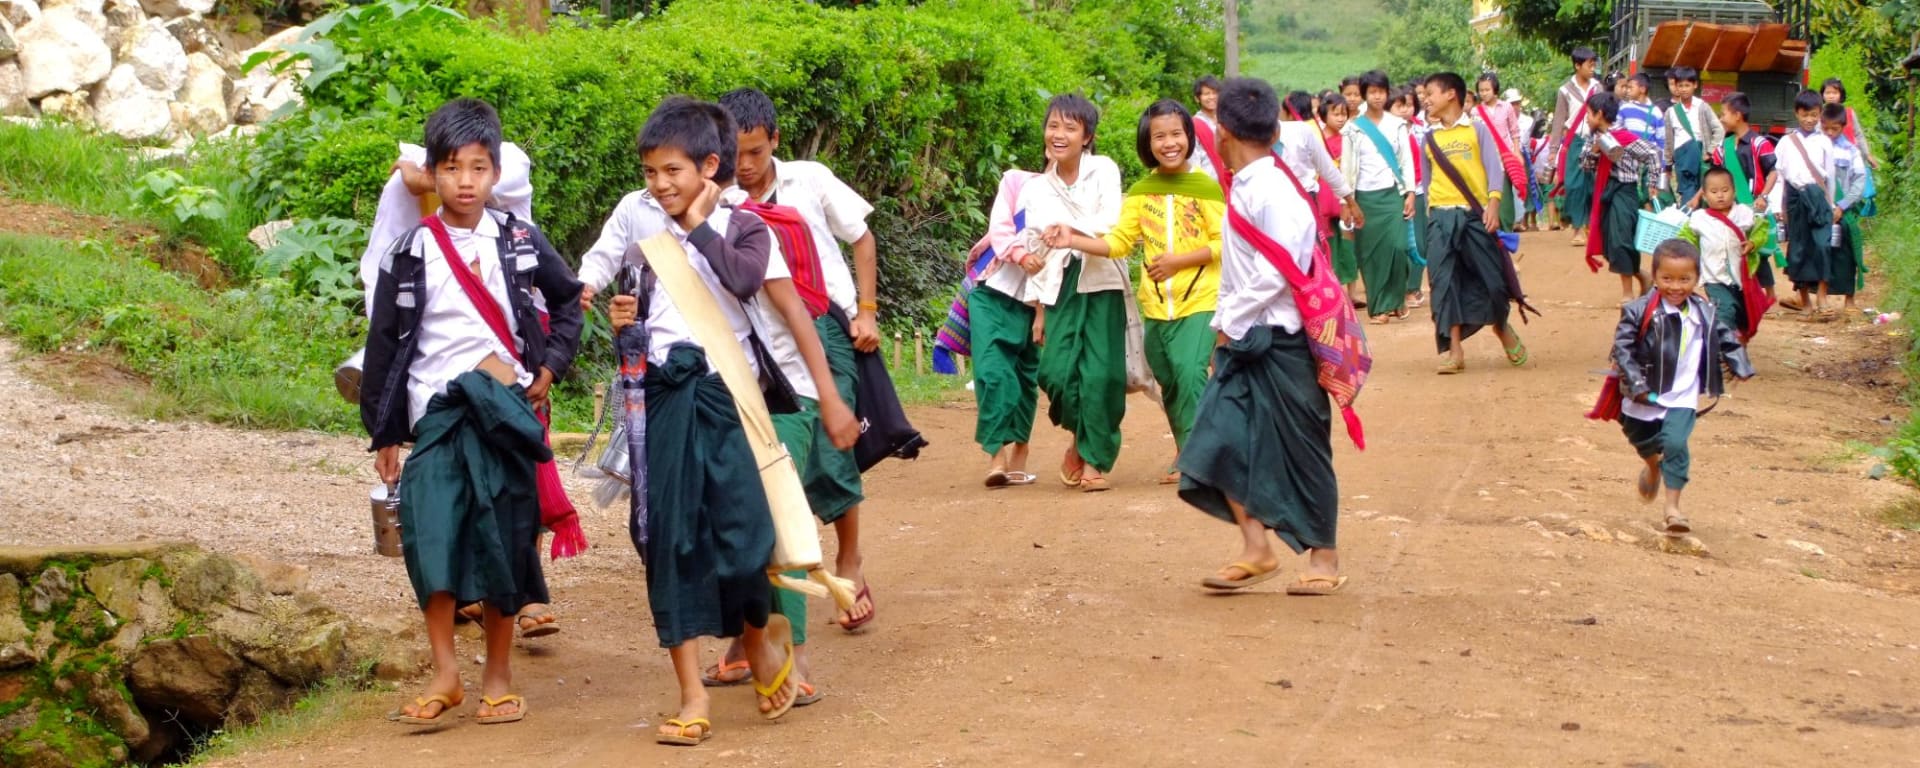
[1101,191,1224,321]
[1425,120,1490,210]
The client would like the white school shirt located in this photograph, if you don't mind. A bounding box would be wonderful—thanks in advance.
[1216,155,1313,340]
[1516,112,1536,148]
[1342,111,1414,194]
[722,185,822,402]
[637,209,790,374]
[1273,121,1353,199]
[1193,113,1223,183]
[1663,97,1723,154]
[752,158,874,317]
[1621,299,1704,421]
[1768,130,1837,210]
[979,155,1124,303]
[361,142,534,311]
[1687,205,1756,287]
[577,189,676,292]
[404,210,530,429]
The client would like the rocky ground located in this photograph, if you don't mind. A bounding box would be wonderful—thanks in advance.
[3,232,1919,766]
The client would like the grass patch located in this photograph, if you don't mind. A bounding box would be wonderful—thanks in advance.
[1241,0,1386,93]
[176,676,390,766]
[0,233,362,431]
[1881,496,1920,532]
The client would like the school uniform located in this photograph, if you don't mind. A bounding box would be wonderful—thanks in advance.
[1474,100,1526,229]
[1828,136,1868,297]
[1620,99,1667,195]
[359,143,535,307]
[1028,155,1127,473]
[1771,129,1838,293]
[1421,113,1518,354]
[578,189,678,293]
[1321,130,1359,285]
[1680,205,1770,338]
[1549,77,1602,226]
[361,209,584,617]
[1101,170,1223,454]
[1586,128,1663,276]
[1712,130,1780,288]
[1663,97,1723,208]
[1613,294,1753,490]
[1192,112,1226,184]
[1176,155,1337,553]
[972,171,1045,457]
[1343,111,1415,316]
[1407,122,1432,295]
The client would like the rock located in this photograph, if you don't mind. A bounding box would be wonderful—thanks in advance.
[82,558,149,621]
[1,17,17,61]
[91,63,171,140]
[27,567,72,615]
[1659,535,1711,557]
[1785,539,1827,557]
[1,0,39,28]
[121,19,185,92]
[0,574,24,645]
[0,60,33,116]
[248,219,294,251]
[0,542,191,575]
[135,0,209,19]
[1613,531,1641,545]
[13,6,109,98]
[224,667,293,725]
[161,13,216,55]
[79,664,149,748]
[234,553,307,596]
[168,550,263,614]
[128,635,244,727]
[37,88,92,124]
[248,619,348,684]
[171,50,227,135]
[1568,520,1612,542]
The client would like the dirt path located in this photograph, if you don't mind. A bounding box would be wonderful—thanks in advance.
[6,233,1920,766]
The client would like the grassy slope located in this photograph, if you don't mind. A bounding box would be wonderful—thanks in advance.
[1240,0,1388,94]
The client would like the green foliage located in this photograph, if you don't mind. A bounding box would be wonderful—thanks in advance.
[256,217,371,310]
[1241,0,1384,92]
[1482,27,1565,109]
[0,120,142,214]
[1500,0,1611,52]
[134,170,230,230]
[1377,0,1478,84]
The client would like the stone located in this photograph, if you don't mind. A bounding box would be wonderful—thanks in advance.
[0,542,191,576]
[91,63,171,140]
[248,219,293,251]
[13,8,108,99]
[128,635,243,727]
[1568,520,1612,542]
[1659,535,1711,557]
[82,558,149,621]
[246,619,348,685]
[135,0,209,19]
[168,550,262,614]
[0,574,23,645]
[121,19,185,92]
[27,567,71,615]
[172,50,227,135]
[234,554,307,596]
[1,17,16,61]
[100,0,136,27]
[161,13,217,55]
[1,0,39,28]
[37,88,93,124]
[0,60,32,116]
[79,664,149,747]
[224,667,293,725]
[1785,539,1827,557]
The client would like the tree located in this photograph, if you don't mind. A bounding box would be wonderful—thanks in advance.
[1500,0,1611,53]
[1377,0,1477,80]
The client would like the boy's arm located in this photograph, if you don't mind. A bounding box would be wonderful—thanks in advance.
[1704,104,1726,151]
[577,195,639,301]
[765,278,859,449]
[1548,90,1570,164]
[694,210,773,301]
[529,226,585,380]
[813,167,882,351]
[1308,136,1354,200]
[1839,157,1867,210]
[1611,303,1650,398]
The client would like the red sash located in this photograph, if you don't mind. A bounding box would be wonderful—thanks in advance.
[1704,208,1775,342]
[424,215,521,362]
[1552,81,1595,195]
[1584,302,1658,422]
[739,201,832,318]
[1584,129,1644,272]
[1476,104,1529,201]
[1193,118,1229,191]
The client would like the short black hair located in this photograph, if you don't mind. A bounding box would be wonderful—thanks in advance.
[1820,78,1847,102]
[1426,72,1467,105]
[1572,47,1597,65]
[1360,70,1392,97]
[1135,98,1195,169]
[1317,96,1348,123]
[1586,91,1620,122]
[718,87,778,137]
[637,96,729,179]
[424,98,503,168]
[1702,164,1734,187]
[1722,92,1752,121]
[1283,90,1314,122]
[1792,89,1822,113]
[1218,77,1280,146]
[698,100,739,184]
[1602,71,1622,92]
[1193,75,1223,99]
[1389,86,1416,109]
[1045,93,1101,151]
[1476,71,1500,93]
[1821,102,1848,124]
[1652,238,1700,273]
[1630,72,1651,88]
[1667,66,1700,84]
[1340,75,1362,92]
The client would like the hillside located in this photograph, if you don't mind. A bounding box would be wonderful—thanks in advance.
[1240,0,1390,93]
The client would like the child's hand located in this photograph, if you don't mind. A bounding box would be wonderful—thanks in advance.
[818,395,860,451]
[526,366,554,406]
[608,294,639,331]
[1402,194,1416,220]
[1016,247,1044,275]
[578,285,597,312]
[1040,224,1074,248]
[393,161,432,197]
[1480,204,1501,233]
[682,179,722,229]
[1145,254,1180,282]
[375,445,402,487]
[1031,314,1046,345]
[1741,240,1757,257]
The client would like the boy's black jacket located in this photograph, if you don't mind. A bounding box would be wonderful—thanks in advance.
[1611,292,1754,404]
[361,210,584,450]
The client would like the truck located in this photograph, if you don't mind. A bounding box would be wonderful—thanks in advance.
[1606,0,1815,133]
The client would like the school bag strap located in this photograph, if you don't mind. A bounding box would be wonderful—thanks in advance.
[1352,115,1406,192]
[1783,132,1831,196]
[1422,132,1543,324]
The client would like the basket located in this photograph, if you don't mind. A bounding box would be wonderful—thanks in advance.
[1635,207,1688,254]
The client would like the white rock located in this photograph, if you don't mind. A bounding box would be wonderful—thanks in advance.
[122,19,184,92]
[248,219,292,251]
[91,63,170,140]
[259,75,297,113]
[37,87,90,124]
[170,49,224,134]
[0,60,32,116]
[44,0,102,34]
[14,6,110,97]
[134,0,207,20]
[1,18,15,61]
[161,13,216,56]
[1784,539,1827,557]
[0,0,40,29]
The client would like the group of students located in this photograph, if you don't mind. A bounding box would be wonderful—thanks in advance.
[360,90,892,745]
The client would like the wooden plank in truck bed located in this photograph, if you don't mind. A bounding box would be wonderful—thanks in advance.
[1676,22,1723,69]
[1646,21,1691,68]
[1743,23,1789,71]
[1707,25,1755,71]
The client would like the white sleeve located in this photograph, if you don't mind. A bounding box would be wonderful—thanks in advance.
[1394,121,1416,193]
[811,165,874,244]
[577,194,640,292]
[491,142,535,224]
[360,143,428,313]
[1310,134,1353,198]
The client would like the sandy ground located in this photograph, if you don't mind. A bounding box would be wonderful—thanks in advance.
[4,232,1919,766]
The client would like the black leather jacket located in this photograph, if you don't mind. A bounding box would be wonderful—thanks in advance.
[1612,293,1754,405]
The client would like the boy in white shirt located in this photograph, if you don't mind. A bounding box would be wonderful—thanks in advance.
[1765,90,1841,319]
[1679,167,1772,341]
[1663,67,1723,209]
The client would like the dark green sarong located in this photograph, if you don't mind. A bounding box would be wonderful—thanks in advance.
[642,345,774,648]
[1783,183,1835,292]
[803,314,863,523]
[1177,327,1337,553]
[398,371,550,615]
[769,398,822,647]
[1038,258,1128,473]
[1427,207,1515,354]
[1673,141,1705,207]
[1562,136,1593,227]
[1836,210,1863,296]
[1144,312,1215,452]
[971,284,1039,455]
[1600,178,1643,276]
[1704,282,1750,339]
[1331,221,1359,285]
[1356,188,1410,316]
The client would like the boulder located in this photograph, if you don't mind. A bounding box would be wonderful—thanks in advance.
[234,553,308,596]
[249,619,348,685]
[172,53,226,135]
[14,6,109,98]
[44,0,102,36]
[168,550,263,614]
[1,17,16,61]
[0,542,191,575]
[26,567,71,615]
[78,664,149,748]
[248,219,293,250]
[82,558,148,621]
[91,64,170,140]
[127,635,243,727]
[0,574,24,646]
[122,19,185,93]
[224,667,294,725]
[162,12,218,56]
[100,0,136,27]
[0,0,39,29]
[135,0,209,19]
[0,61,27,117]
[36,88,93,125]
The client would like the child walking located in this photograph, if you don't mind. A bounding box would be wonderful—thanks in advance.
[1611,239,1754,535]
[1704,93,1781,304]
[1581,91,1664,304]
[1192,75,1227,183]
[1343,70,1416,323]
[362,98,586,727]
[1663,67,1722,210]
[1052,99,1222,485]
[1549,47,1603,244]
[1420,73,1531,374]
[1178,76,1344,596]
[1766,90,1839,320]
[1317,97,1360,289]
[1392,88,1430,308]
[1821,102,1869,315]
[1679,167,1773,343]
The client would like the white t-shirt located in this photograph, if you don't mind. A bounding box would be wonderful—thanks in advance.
[981,154,1123,303]
[1216,155,1314,340]
[578,189,675,292]
[637,210,790,375]
[753,158,873,317]
[1343,111,1414,193]
[1273,121,1352,199]
[1687,206,1756,287]
[404,210,530,429]
[1622,299,1704,421]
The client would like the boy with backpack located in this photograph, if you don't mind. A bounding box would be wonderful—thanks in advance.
[361,98,586,728]
[1767,90,1840,320]
[1663,67,1722,209]
[1703,93,1781,305]
[1581,91,1665,305]
[1549,47,1603,244]
[1821,101,1870,315]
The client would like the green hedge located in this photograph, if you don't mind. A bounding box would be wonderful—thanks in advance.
[251,0,1221,326]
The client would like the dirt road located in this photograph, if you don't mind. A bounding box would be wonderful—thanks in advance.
[6,233,1920,766]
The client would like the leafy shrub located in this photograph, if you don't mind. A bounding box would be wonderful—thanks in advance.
[256,217,371,310]
[134,170,230,229]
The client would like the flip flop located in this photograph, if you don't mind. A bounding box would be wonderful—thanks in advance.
[701,658,752,687]
[1664,514,1692,536]
[1504,337,1528,367]
[656,717,712,746]
[516,605,560,639]
[393,692,463,727]
[475,694,526,725]
[753,615,798,721]
[1004,471,1037,486]
[455,602,484,624]
[837,583,876,632]
[793,682,825,707]
[1157,469,1182,486]
[1201,561,1280,591]
[1285,575,1349,596]
[1436,360,1465,375]
[985,469,1010,489]
[1637,467,1658,503]
[1079,475,1111,493]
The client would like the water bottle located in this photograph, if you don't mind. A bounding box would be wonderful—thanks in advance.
[1831,222,1843,248]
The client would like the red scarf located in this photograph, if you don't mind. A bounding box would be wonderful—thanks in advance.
[1584,128,1645,272]
[739,201,832,318]
[1704,208,1775,342]
[1476,104,1529,199]
[1192,117,1229,191]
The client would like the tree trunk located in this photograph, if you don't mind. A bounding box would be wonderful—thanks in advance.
[1224,0,1239,77]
